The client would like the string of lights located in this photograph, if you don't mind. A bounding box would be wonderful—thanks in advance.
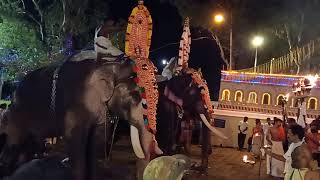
[221,71,320,88]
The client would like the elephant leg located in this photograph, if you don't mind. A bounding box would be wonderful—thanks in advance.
[136,126,153,180]
[201,126,211,170]
[184,130,192,156]
[65,110,92,180]
[86,124,97,180]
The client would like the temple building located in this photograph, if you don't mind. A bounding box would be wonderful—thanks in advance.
[212,71,320,148]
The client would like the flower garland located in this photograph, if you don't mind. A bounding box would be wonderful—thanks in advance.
[176,17,191,73]
[175,18,213,116]
[126,0,158,134]
[187,69,214,116]
[130,57,158,134]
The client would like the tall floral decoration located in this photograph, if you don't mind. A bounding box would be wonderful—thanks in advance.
[177,18,214,116]
[176,17,191,73]
[126,0,158,134]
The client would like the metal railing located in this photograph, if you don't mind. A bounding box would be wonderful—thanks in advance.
[237,38,320,74]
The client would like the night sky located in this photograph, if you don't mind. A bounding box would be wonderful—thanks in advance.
[109,0,182,66]
[109,0,224,101]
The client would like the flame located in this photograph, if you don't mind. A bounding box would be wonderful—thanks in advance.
[285,93,290,100]
[254,133,259,137]
[243,155,248,162]
[305,74,319,88]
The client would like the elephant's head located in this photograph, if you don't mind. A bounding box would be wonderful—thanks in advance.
[164,72,221,137]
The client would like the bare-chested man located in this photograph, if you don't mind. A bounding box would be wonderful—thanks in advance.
[266,118,286,178]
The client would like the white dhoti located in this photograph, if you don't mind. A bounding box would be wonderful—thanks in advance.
[297,114,306,128]
[252,135,262,156]
[268,140,285,177]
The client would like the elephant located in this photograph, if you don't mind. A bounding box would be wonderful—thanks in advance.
[0,31,159,180]
[156,58,227,171]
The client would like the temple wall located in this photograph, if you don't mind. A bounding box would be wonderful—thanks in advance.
[212,114,267,148]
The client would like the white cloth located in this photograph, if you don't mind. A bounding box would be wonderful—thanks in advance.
[300,102,307,116]
[252,134,262,156]
[283,140,304,174]
[263,123,272,136]
[270,140,285,177]
[238,120,248,134]
[297,114,306,128]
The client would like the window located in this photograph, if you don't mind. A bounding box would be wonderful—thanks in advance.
[221,89,230,101]
[308,98,318,110]
[248,92,257,104]
[262,93,271,105]
[277,94,285,105]
[234,90,243,102]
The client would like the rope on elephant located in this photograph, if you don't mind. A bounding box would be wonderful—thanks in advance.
[126,0,158,134]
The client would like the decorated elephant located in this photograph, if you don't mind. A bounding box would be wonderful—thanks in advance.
[156,65,227,170]
[155,17,226,171]
[0,26,161,180]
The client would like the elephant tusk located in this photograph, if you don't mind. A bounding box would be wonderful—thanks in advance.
[130,125,146,159]
[199,114,228,140]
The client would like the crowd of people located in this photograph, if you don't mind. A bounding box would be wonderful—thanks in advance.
[238,116,320,179]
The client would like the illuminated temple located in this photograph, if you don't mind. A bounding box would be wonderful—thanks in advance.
[212,71,320,147]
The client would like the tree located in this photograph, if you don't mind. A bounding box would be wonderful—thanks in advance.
[0,18,49,79]
[0,0,114,79]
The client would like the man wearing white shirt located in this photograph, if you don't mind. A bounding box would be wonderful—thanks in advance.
[265,124,305,177]
[238,117,248,150]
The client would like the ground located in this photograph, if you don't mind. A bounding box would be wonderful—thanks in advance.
[99,136,276,180]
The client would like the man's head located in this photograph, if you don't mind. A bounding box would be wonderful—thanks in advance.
[255,119,261,126]
[266,118,271,125]
[291,144,313,169]
[287,124,305,143]
[244,117,248,122]
[287,118,297,127]
[274,118,283,127]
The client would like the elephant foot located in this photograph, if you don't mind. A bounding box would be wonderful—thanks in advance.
[190,164,208,176]
[0,162,15,178]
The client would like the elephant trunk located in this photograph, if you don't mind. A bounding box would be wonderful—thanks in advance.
[199,114,227,140]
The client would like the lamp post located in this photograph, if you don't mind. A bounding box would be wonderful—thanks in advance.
[213,13,233,71]
[252,36,264,73]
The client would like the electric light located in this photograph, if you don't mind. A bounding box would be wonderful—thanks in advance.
[162,59,168,65]
[252,36,264,47]
[214,14,224,24]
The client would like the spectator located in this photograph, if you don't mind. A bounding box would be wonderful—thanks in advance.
[252,119,263,157]
[238,117,248,151]
[285,145,319,180]
[284,118,297,152]
[305,123,320,166]
[262,118,273,172]
[266,118,286,177]
[265,124,306,178]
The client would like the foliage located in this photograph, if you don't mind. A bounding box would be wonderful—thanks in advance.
[0,0,115,80]
[0,18,49,79]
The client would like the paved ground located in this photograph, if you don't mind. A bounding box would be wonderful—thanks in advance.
[184,148,274,180]
[99,137,277,180]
